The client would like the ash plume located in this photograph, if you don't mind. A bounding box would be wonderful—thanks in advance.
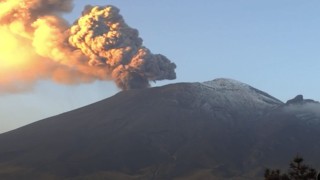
[0,1,176,93]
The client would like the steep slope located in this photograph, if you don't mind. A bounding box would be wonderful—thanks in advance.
[0,78,318,179]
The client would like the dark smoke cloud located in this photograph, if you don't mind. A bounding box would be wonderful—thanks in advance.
[68,5,176,90]
[0,1,176,92]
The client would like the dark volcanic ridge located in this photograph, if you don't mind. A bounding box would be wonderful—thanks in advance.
[0,78,320,180]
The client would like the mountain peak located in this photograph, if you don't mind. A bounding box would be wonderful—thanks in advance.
[1,78,319,180]
[286,94,318,105]
[202,78,249,90]
[200,78,283,108]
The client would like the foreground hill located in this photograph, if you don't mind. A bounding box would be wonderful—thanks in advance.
[0,78,319,179]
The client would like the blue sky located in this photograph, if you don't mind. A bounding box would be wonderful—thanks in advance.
[1,0,320,133]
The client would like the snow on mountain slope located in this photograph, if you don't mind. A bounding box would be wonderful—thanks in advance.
[202,78,282,105]
[1,78,319,180]
[191,78,283,117]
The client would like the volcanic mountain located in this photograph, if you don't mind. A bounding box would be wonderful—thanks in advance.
[0,78,320,179]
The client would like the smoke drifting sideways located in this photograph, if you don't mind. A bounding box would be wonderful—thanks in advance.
[0,1,176,93]
[284,101,320,117]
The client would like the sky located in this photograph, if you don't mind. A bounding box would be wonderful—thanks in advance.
[1,0,320,133]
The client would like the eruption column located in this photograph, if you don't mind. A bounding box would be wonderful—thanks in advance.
[0,1,176,93]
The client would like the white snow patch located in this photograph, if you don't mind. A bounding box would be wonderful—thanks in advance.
[191,78,283,116]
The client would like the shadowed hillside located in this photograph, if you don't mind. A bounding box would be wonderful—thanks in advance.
[0,79,319,179]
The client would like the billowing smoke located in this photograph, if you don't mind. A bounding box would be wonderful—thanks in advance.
[0,1,176,93]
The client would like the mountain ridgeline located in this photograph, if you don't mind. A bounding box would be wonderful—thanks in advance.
[0,78,319,180]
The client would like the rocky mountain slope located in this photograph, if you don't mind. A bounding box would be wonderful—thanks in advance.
[0,78,319,180]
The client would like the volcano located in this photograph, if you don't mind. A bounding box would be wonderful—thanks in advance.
[0,78,320,179]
